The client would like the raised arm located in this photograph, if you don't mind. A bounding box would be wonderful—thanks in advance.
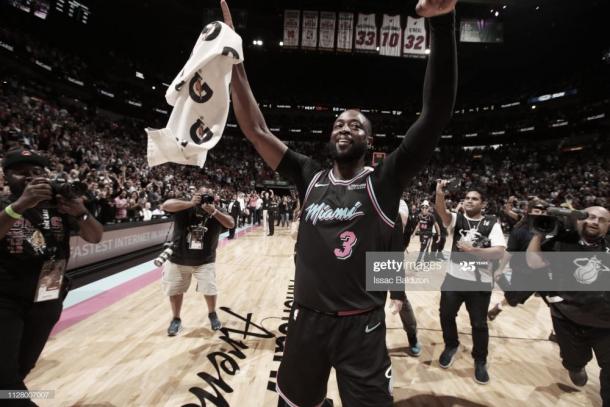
[435,180,452,227]
[382,1,458,188]
[222,0,287,170]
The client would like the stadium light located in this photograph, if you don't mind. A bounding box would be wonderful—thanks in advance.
[495,11,499,17]
[532,105,537,109]
[279,41,284,46]
[151,86,156,90]
[135,71,144,79]
[425,48,431,55]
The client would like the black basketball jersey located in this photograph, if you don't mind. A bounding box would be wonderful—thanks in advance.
[417,213,435,236]
[295,168,396,312]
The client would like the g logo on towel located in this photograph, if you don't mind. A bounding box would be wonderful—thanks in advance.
[190,118,214,145]
[189,72,214,104]
[201,21,222,42]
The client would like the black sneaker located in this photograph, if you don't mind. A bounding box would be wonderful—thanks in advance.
[439,346,459,369]
[474,361,490,384]
[167,317,182,336]
[568,368,588,386]
[488,304,503,321]
[209,312,222,331]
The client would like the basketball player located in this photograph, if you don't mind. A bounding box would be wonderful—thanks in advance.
[412,200,440,262]
[223,0,457,404]
[435,180,506,384]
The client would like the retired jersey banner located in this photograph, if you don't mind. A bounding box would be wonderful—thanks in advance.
[379,14,402,57]
[283,10,300,48]
[318,11,336,51]
[354,13,377,52]
[301,10,319,49]
[403,16,427,57]
[336,12,354,52]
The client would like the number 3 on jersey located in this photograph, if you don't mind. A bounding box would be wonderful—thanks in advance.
[334,231,357,260]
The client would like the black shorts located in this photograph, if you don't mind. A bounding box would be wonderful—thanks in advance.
[277,305,392,407]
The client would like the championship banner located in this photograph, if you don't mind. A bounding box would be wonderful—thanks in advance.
[379,14,402,57]
[283,10,300,48]
[318,11,336,51]
[354,13,378,52]
[336,12,354,52]
[301,10,319,50]
[403,16,427,57]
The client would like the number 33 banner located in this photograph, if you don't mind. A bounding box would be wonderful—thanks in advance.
[354,13,377,53]
[403,16,427,57]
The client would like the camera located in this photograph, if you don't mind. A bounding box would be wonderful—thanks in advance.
[445,178,461,193]
[201,194,214,204]
[529,207,588,236]
[49,175,88,200]
[154,242,174,267]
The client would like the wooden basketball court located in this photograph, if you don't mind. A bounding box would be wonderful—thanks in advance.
[27,227,601,406]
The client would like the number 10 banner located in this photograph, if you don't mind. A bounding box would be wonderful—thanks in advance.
[379,14,401,57]
[403,16,427,57]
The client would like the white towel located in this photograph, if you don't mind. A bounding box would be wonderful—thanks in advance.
[146,21,243,168]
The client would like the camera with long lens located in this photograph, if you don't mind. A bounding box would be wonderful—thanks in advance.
[154,242,174,267]
[529,207,588,236]
[50,175,88,200]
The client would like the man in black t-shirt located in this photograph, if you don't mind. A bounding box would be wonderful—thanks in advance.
[223,0,457,404]
[160,186,234,336]
[0,149,103,406]
[435,181,506,385]
[527,206,610,406]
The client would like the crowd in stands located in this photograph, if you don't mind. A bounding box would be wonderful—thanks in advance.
[1,76,608,228]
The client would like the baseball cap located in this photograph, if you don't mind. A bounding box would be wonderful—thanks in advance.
[2,149,49,170]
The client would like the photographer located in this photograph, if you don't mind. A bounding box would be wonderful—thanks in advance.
[526,206,610,405]
[488,198,550,319]
[435,179,506,384]
[0,149,103,405]
[159,185,235,336]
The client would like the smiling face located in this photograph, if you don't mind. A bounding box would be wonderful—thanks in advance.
[328,110,372,164]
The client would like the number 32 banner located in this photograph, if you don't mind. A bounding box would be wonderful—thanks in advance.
[403,16,427,57]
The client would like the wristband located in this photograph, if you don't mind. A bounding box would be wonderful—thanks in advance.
[4,204,23,220]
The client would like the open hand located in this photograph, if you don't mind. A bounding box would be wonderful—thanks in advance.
[416,0,457,18]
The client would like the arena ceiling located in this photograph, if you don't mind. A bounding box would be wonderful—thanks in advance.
[3,0,608,109]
